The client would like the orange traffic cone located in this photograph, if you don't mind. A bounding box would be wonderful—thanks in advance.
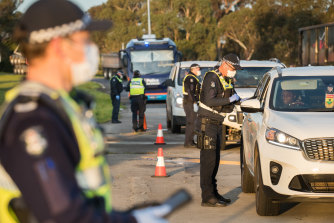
[152,148,169,177]
[143,114,147,130]
[154,123,166,145]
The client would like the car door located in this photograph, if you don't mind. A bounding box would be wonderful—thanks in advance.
[167,64,177,118]
[245,74,270,172]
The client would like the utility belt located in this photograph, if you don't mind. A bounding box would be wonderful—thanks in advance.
[198,102,226,117]
[195,117,222,150]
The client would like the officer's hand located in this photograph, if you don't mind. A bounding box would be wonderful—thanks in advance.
[116,95,120,100]
[229,94,240,103]
[193,103,199,112]
[132,204,171,223]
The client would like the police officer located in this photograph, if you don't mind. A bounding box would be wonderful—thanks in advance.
[197,53,242,207]
[110,70,123,123]
[183,64,201,148]
[126,70,147,132]
[0,1,170,222]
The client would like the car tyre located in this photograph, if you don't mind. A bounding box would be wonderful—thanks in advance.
[171,115,181,133]
[255,150,280,216]
[220,124,227,150]
[241,140,254,193]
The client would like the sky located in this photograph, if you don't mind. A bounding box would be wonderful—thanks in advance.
[17,0,108,12]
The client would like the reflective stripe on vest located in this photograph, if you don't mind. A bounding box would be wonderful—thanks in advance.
[130,78,145,95]
[114,75,122,83]
[0,165,20,223]
[0,82,112,222]
[182,73,200,95]
[203,70,233,91]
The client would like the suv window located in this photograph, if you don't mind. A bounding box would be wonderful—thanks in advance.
[177,67,213,86]
[270,76,334,112]
[235,67,274,88]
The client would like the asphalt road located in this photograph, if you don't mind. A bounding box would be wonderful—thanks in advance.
[95,78,334,223]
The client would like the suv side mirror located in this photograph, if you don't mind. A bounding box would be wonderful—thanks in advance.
[241,99,263,113]
[164,79,175,87]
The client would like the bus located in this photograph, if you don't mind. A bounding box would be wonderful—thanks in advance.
[299,22,334,66]
[120,34,181,101]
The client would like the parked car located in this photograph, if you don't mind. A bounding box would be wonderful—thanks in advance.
[165,61,217,133]
[166,59,285,149]
[240,66,334,216]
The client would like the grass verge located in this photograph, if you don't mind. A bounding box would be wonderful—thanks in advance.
[0,73,112,123]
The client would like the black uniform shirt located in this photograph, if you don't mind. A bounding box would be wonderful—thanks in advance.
[198,71,234,121]
[0,95,136,223]
[183,71,201,103]
[110,74,123,96]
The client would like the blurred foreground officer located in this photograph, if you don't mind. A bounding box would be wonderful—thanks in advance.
[0,1,170,222]
[126,70,147,132]
[182,64,201,148]
[110,70,123,123]
[197,53,242,207]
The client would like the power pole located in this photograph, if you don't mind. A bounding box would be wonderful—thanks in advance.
[147,0,151,35]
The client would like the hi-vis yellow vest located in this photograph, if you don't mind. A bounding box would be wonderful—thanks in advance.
[203,70,233,91]
[129,78,145,95]
[0,82,112,223]
[182,73,200,95]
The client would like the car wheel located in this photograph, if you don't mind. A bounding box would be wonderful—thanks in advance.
[241,138,254,193]
[220,124,227,150]
[171,115,181,133]
[255,150,280,216]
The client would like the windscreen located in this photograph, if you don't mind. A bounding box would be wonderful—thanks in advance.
[270,76,334,112]
[177,67,214,86]
[234,67,274,88]
[130,50,174,75]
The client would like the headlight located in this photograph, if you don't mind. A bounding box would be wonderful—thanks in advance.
[175,93,183,108]
[265,128,300,150]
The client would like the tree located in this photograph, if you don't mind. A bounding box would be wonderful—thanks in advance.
[219,8,259,60]
[0,0,21,72]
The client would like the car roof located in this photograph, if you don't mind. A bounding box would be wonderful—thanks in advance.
[269,66,334,78]
[176,60,285,69]
[240,60,285,68]
[178,61,219,68]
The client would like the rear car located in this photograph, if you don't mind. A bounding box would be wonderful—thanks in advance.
[165,61,217,133]
[241,66,334,216]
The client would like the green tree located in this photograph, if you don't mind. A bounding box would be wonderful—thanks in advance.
[0,0,21,72]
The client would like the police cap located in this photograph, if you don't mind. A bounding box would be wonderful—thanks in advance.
[16,0,112,44]
[222,53,242,70]
[133,70,141,77]
[190,63,200,69]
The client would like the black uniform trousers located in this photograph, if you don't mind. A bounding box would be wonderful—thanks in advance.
[200,122,222,202]
[111,95,121,121]
[183,99,197,146]
[130,95,146,130]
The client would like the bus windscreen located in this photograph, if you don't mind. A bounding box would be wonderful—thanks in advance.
[131,50,174,75]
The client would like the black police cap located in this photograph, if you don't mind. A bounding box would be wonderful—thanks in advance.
[222,53,242,70]
[18,0,112,44]
[190,63,200,69]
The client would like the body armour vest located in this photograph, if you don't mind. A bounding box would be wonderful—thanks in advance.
[0,82,112,223]
[198,70,235,121]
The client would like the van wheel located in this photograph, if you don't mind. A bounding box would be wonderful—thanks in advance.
[255,152,280,216]
[171,115,181,133]
[241,142,255,193]
[220,124,227,150]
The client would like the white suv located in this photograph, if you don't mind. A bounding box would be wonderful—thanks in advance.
[165,61,218,133]
[241,66,334,216]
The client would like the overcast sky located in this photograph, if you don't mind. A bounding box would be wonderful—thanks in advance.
[17,0,108,12]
